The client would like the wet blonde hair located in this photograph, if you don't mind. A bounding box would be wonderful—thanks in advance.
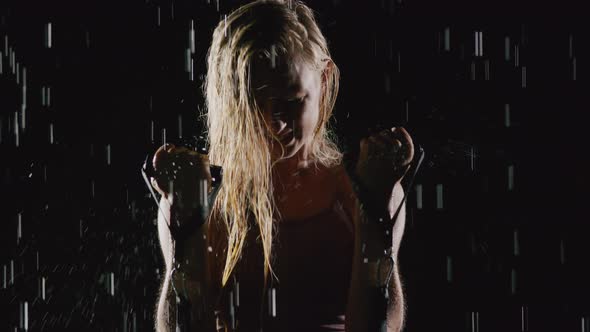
[202,0,342,287]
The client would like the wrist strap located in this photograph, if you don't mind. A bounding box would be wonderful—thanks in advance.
[345,145,425,262]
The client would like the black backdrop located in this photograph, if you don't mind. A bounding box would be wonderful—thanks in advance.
[1,0,589,331]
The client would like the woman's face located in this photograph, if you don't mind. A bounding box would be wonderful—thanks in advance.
[252,56,323,162]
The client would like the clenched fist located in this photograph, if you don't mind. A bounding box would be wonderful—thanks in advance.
[150,143,213,225]
[355,127,414,209]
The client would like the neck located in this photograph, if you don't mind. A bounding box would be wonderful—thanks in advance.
[272,145,312,178]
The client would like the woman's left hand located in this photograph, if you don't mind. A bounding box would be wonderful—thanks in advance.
[355,127,415,209]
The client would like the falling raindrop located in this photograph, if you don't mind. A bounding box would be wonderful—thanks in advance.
[10,259,14,285]
[189,20,195,54]
[469,311,479,332]
[10,48,15,73]
[415,184,423,209]
[45,22,52,48]
[521,67,526,88]
[474,31,479,57]
[435,184,443,210]
[21,104,27,131]
[404,99,409,122]
[17,212,22,245]
[443,27,450,51]
[108,272,115,296]
[504,104,511,128]
[156,6,161,27]
[508,165,514,191]
[513,229,520,256]
[39,276,46,300]
[521,306,528,331]
[185,47,191,73]
[150,120,155,143]
[504,36,511,61]
[49,123,54,144]
[511,268,517,294]
[199,179,208,207]
[106,144,111,165]
[228,291,236,329]
[178,114,183,139]
[20,301,29,331]
[572,57,576,81]
[560,239,565,265]
[268,287,277,317]
[14,112,19,147]
[270,44,276,68]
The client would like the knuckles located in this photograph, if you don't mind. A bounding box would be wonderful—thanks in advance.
[150,144,212,197]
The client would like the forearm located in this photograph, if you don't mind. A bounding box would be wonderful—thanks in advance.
[385,183,406,331]
[386,263,405,332]
[346,250,405,332]
[156,197,216,331]
[347,183,406,332]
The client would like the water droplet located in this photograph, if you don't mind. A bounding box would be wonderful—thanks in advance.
[44,22,52,48]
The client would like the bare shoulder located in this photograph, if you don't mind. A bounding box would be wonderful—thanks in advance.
[325,162,355,199]
[325,163,360,224]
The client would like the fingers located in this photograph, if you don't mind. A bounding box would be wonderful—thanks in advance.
[150,143,212,197]
[391,127,415,163]
[359,126,414,162]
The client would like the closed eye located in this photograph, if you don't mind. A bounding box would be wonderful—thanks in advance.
[286,96,306,105]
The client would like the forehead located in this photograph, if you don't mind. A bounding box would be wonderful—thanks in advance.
[251,56,318,98]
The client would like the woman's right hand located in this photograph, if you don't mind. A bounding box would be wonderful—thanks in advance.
[150,143,213,225]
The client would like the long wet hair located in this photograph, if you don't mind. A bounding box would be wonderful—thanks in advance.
[202,0,342,287]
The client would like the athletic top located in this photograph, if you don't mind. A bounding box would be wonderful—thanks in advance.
[218,199,354,331]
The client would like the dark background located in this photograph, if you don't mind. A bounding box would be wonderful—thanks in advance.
[1,0,589,331]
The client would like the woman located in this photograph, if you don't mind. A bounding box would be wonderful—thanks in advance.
[151,1,414,331]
